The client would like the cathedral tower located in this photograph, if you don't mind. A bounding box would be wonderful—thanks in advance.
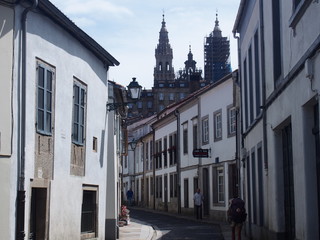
[154,14,175,85]
[204,13,231,83]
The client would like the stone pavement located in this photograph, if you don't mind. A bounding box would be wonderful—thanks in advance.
[118,218,159,240]
[118,207,249,240]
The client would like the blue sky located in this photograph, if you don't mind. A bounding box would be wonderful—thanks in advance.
[50,0,240,89]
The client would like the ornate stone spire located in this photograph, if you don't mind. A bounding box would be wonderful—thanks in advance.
[154,14,175,82]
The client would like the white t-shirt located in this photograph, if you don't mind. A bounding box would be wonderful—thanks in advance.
[194,192,203,206]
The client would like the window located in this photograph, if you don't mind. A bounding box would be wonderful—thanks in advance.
[159,62,162,71]
[156,176,162,198]
[290,0,312,28]
[228,106,236,136]
[180,83,185,87]
[150,177,154,195]
[243,58,249,129]
[159,93,164,101]
[164,137,168,167]
[169,93,175,101]
[272,0,282,82]
[146,142,149,171]
[183,124,188,154]
[179,93,185,100]
[159,83,164,88]
[202,117,209,145]
[173,133,177,164]
[214,110,222,140]
[137,101,143,109]
[92,137,97,152]
[166,62,170,71]
[170,173,178,198]
[150,140,153,170]
[218,168,225,202]
[147,101,153,109]
[193,123,198,149]
[72,80,87,145]
[36,62,54,135]
[81,187,97,238]
[254,31,261,117]
[248,46,254,124]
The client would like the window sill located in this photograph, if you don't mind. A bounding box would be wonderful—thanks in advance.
[289,0,312,29]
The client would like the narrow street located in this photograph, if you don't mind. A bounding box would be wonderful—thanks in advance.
[128,208,224,240]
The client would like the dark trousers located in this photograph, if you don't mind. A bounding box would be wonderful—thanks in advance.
[195,204,202,219]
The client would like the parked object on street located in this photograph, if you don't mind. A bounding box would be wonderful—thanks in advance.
[119,205,130,226]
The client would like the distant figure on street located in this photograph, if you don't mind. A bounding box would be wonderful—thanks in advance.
[228,196,247,240]
[126,188,133,206]
[193,188,204,219]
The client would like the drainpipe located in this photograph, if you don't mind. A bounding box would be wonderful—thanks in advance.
[16,1,38,239]
[141,139,145,206]
[232,32,242,198]
[197,97,201,188]
[260,0,268,175]
[174,110,181,214]
[151,125,156,210]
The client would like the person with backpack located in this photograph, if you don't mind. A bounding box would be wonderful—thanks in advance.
[228,196,247,240]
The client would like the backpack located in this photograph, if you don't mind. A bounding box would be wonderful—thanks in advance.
[228,198,247,223]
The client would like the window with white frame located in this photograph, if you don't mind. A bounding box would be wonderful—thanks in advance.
[202,116,209,145]
[36,62,54,135]
[228,106,236,136]
[214,110,222,141]
[72,80,87,145]
[218,168,225,202]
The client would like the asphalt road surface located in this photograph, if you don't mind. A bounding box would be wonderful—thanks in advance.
[129,208,224,240]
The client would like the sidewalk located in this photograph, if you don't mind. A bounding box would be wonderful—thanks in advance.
[118,207,249,240]
[119,218,159,240]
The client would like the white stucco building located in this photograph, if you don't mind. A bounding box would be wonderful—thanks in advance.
[233,0,320,239]
[0,0,121,239]
[127,72,239,221]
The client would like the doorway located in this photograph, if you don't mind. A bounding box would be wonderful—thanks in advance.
[202,168,209,215]
[29,188,47,240]
[282,124,295,239]
[184,179,189,208]
[164,175,168,211]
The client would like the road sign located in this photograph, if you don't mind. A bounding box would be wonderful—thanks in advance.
[192,149,209,158]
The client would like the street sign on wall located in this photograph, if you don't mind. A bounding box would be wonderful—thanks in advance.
[192,149,209,158]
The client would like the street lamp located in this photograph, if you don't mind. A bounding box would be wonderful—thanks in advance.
[107,77,142,111]
[129,139,138,151]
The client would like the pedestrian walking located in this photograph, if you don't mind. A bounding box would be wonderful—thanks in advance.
[228,196,247,240]
[193,188,204,219]
[126,188,134,206]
